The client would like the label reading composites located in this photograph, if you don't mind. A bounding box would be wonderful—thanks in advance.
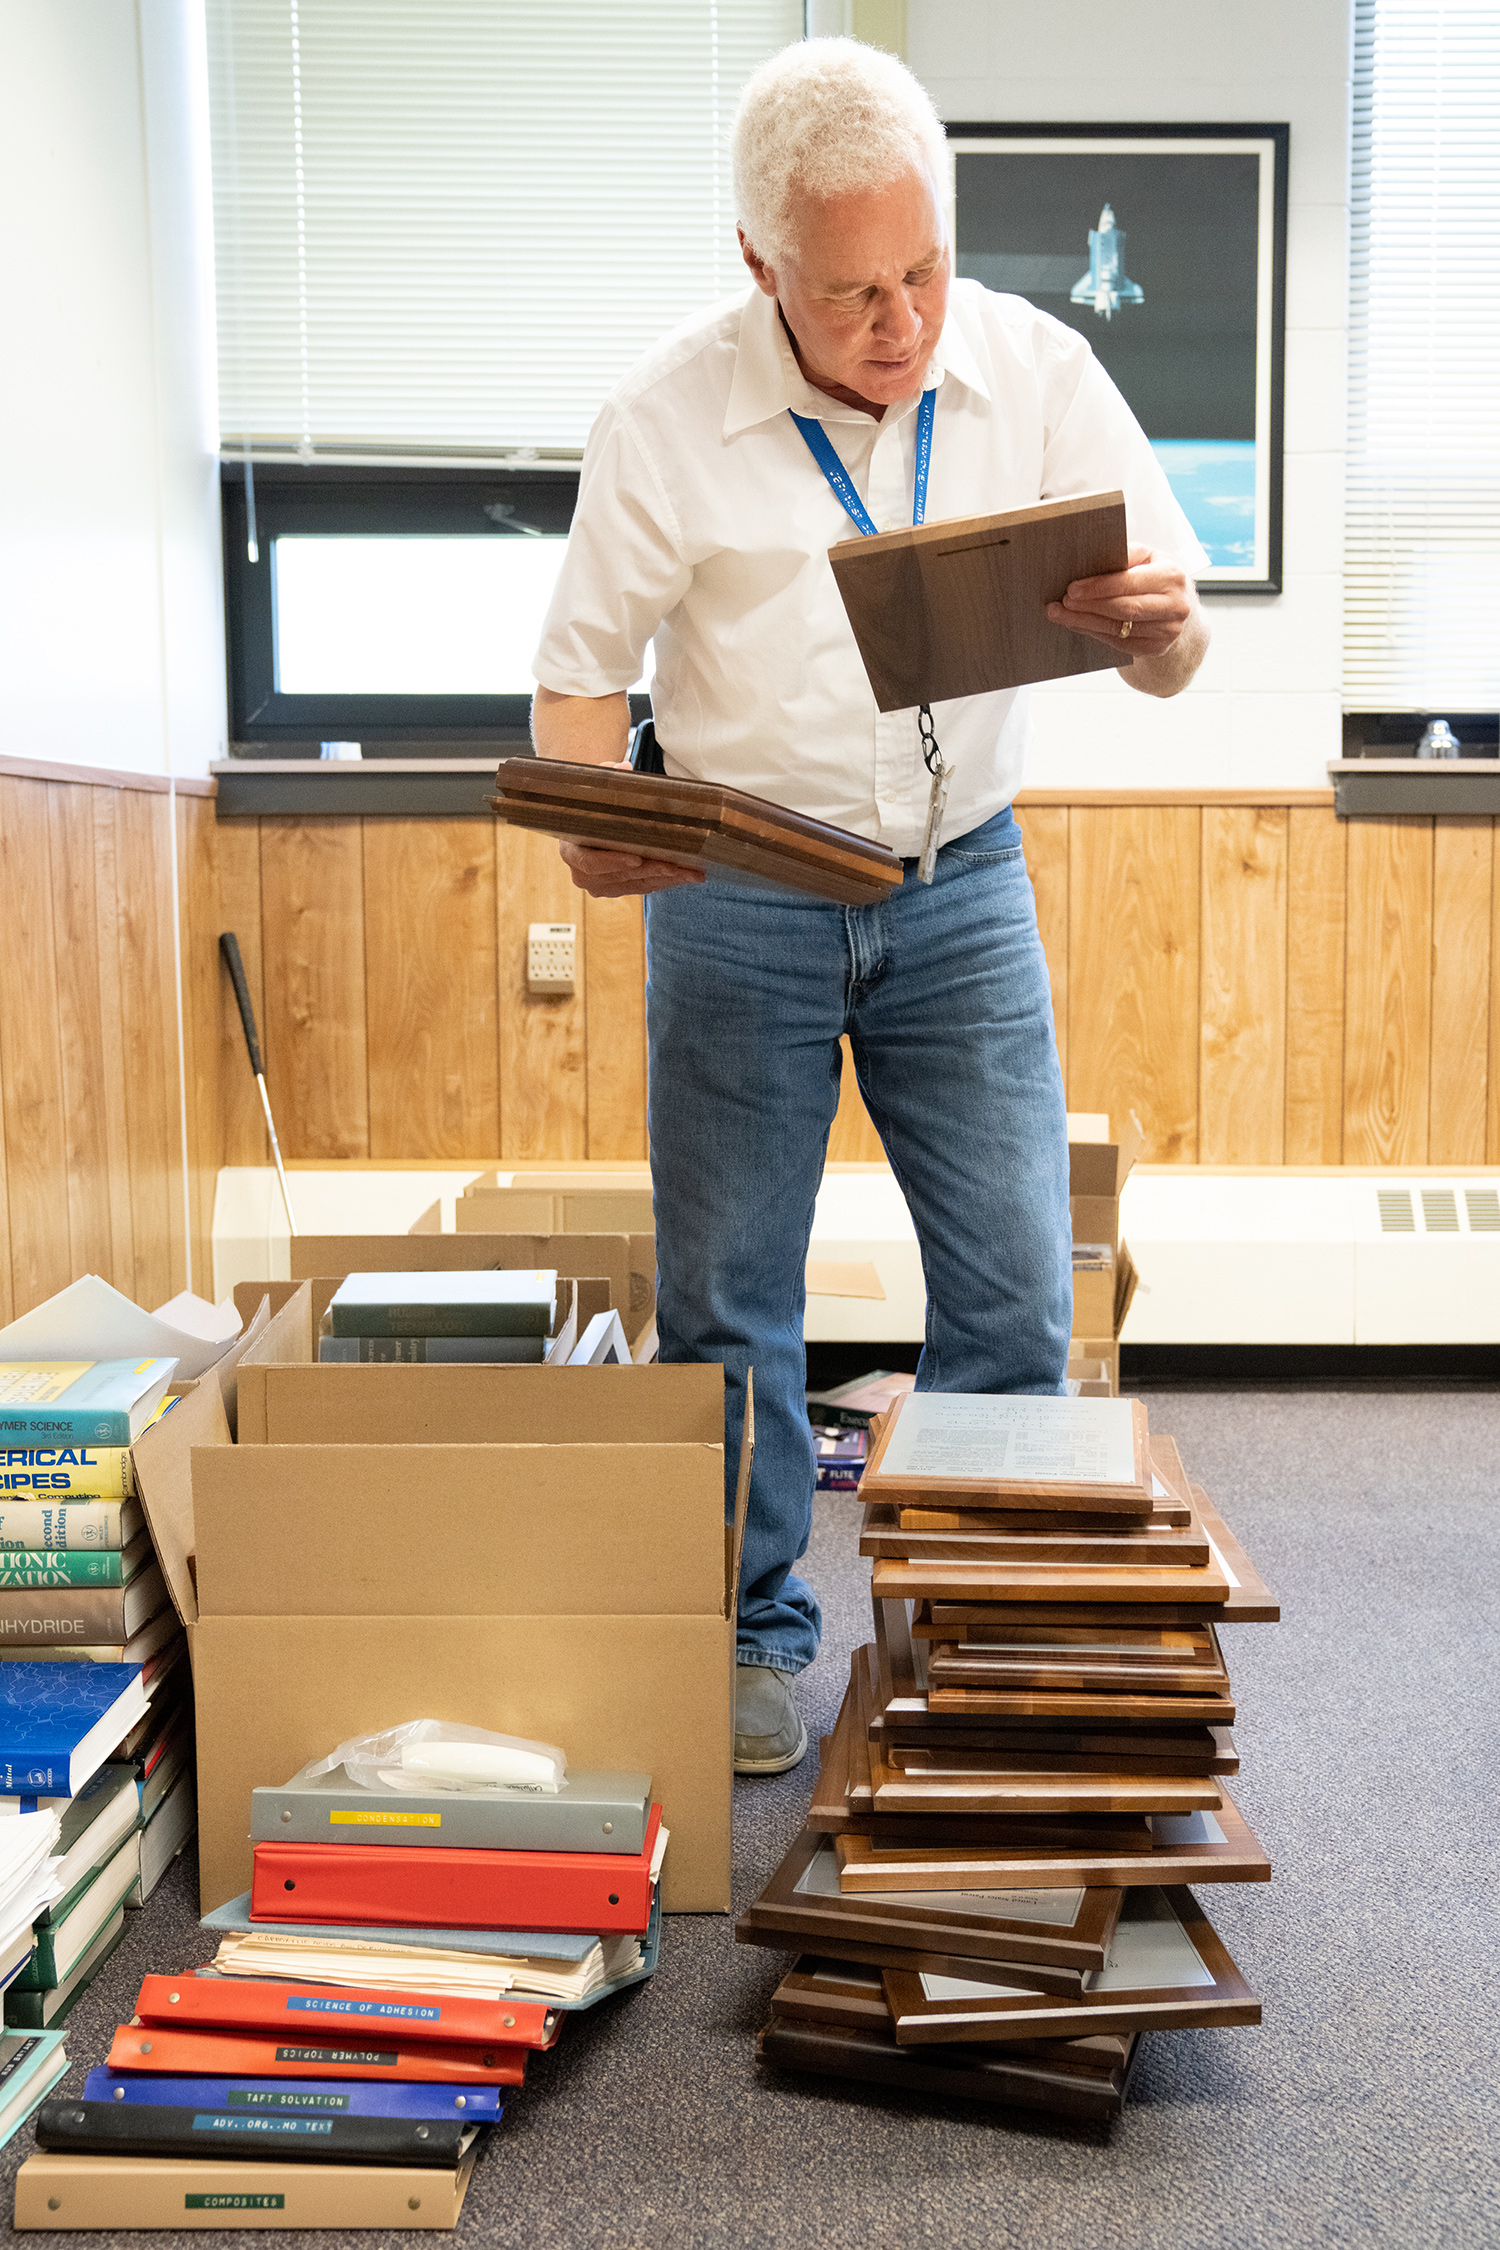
[185,2195,285,2210]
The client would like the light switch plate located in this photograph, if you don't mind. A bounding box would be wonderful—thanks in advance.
[527,921,576,994]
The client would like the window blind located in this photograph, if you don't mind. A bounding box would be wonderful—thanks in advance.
[1344,0,1500,710]
[206,0,802,457]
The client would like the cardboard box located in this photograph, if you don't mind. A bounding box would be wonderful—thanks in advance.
[188,1288,747,1916]
[1068,1111,1144,1256]
[289,1232,652,1343]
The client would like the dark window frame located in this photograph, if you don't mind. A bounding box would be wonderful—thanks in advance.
[220,460,648,750]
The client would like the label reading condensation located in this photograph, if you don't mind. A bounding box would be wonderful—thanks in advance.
[274,2046,398,2066]
[329,1809,441,1828]
[285,1996,440,2021]
[226,2089,349,2110]
[194,2114,334,2137]
[186,2195,285,2210]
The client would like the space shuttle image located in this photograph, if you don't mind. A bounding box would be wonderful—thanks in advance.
[1071,204,1144,321]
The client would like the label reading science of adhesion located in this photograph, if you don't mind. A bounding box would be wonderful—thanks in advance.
[286,1997,439,2021]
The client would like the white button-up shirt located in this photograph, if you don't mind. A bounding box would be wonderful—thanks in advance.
[533,280,1206,856]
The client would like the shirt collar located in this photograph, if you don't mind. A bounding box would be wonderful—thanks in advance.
[723,281,990,440]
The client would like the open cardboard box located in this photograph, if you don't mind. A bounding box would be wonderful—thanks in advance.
[1068,1110,1144,1254]
[172,1282,746,1917]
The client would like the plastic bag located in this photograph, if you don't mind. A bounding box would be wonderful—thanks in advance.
[300,1720,568,1797]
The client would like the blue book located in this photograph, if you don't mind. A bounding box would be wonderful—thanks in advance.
[0,1662,147,1795]
[0,1361,177,1447]
[81,2069,504,2120]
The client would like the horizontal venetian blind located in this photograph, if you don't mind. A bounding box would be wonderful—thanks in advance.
[1344,0,1500,709]
[206,0,802,456]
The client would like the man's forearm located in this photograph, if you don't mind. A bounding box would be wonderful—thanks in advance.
[1119,606,1211,699]
[531,685,632,764]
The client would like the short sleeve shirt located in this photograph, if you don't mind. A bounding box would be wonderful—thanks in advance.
[533,279,1206,855]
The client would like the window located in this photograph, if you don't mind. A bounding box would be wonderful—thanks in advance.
[222,463,661,745]
[205,0,803,457]
[1344,0,1500,710]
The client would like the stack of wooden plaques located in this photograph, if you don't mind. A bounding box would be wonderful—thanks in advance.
[738,1392,1279,2128]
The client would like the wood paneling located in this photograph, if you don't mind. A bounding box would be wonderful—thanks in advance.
[497,825,587,1161]
[1018,804,1069,1080]
[583,891,648,1161]
[47,781,116,1283]
[365,822,499,1159]
[89,789,138,1298]
[177,793,221,1296]
[0,778,71,1313]
[1068,806,1201,1161]
[828,1037,885,1163]
[1199,807,1288,1165]
[1344,818,1433,1165]
[1285,806,1348,1164]
[115,785,183,1312]
[260,820,369,1160]
[1428,819,1491,1166]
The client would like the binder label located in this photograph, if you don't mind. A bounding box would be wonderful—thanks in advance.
[285,1997,440,2022]
[329,1809,442,1827]
[275,2046,398,2066]
[194,2114,335,2137]
[227,2089,349,2109]
[185,2196,285,2209]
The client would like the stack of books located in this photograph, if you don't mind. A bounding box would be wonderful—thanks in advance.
[15,1761,667,2226]
[316,1271,559,1364]
[740,1391,1279,2128]
[0,1361,196,2038]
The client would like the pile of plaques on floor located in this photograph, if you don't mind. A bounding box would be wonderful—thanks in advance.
[738,1392,1278,2127]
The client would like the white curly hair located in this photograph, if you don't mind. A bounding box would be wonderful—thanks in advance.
[732,37,950,270]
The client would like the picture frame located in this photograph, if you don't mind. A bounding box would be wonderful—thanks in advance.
[880,1886,1258,2047]
[945,122,1290,593]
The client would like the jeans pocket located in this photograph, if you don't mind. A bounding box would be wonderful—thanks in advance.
[945,841,1026,864]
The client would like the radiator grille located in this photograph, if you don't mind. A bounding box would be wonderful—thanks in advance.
[1377,1189,1416,1233]
[1420,1189,1460,1233]
[1465,1189,1500,1233]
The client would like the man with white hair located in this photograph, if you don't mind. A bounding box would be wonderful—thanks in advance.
[532,39,1208,1775]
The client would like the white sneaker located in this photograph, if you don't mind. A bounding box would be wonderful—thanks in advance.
[734,1664,809,1776]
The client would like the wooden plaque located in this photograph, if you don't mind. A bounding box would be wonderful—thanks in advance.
[828,490,1131,711]
[866,1503,1211,1568]
[490,758,904,907]
[758,2004,1140,2124]
[834,1783,1271,1893]
[880,1886,1259,2047]
[860,1392,1154,1516]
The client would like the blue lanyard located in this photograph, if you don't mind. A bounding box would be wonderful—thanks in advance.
[789,383,936,535]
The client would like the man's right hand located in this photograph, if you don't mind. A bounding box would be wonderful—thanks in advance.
[559,841,706,899]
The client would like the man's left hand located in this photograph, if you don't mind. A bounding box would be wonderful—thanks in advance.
[1045,542,1209,697]
[1046,543,1194,655]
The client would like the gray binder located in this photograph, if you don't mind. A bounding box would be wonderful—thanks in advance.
[250,1762,652,1855]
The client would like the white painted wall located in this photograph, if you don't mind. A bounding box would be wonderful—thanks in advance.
[910,0,1352,789]
[0,0,225,779]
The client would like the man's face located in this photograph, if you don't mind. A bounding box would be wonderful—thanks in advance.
[742,167,950,411]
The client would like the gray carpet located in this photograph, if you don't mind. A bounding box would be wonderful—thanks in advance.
[3,1389,1496,2248]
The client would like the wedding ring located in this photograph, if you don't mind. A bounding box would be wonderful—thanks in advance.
[1119,619,1132,640]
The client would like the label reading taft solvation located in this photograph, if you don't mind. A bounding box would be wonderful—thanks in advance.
[226,2088,350,2110]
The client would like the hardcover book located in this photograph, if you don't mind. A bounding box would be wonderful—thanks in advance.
[327,1273,556,1341]
[0,1662,149,1797]
[0,1446,135,1501]
[0,1363,177,1447]
[0,1497,143,1552]
[316,1336,546,1364]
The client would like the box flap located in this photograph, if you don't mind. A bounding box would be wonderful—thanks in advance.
[726,1369,754,1618]
[1114,1239,1140,1335]
[193,1444,726,1618]
[131,1376,232,1629]
[1068,1109,1145,1198]
[233,1280,303,1327]
[239,1360,725,1447]
[458,1187,656,1235]
[208,1294,270,1440]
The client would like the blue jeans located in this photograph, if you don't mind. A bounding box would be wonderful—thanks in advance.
[643,805,1072,1675]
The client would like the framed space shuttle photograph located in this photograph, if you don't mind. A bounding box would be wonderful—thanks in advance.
[945,123,1289,594]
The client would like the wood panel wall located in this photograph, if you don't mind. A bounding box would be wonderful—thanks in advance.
[0,762,216,1324]
[216,818,648,1169]
[4,773,1497,1326]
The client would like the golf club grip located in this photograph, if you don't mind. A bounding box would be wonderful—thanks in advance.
[218,931,264,1079]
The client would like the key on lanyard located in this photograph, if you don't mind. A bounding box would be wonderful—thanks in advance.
[790,387,949,883]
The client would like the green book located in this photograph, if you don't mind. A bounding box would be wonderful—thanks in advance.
[0,1527,150,1590]
[3,1908,126,2030]
[15,1831,140,1990]
[327,1270,557,1339]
